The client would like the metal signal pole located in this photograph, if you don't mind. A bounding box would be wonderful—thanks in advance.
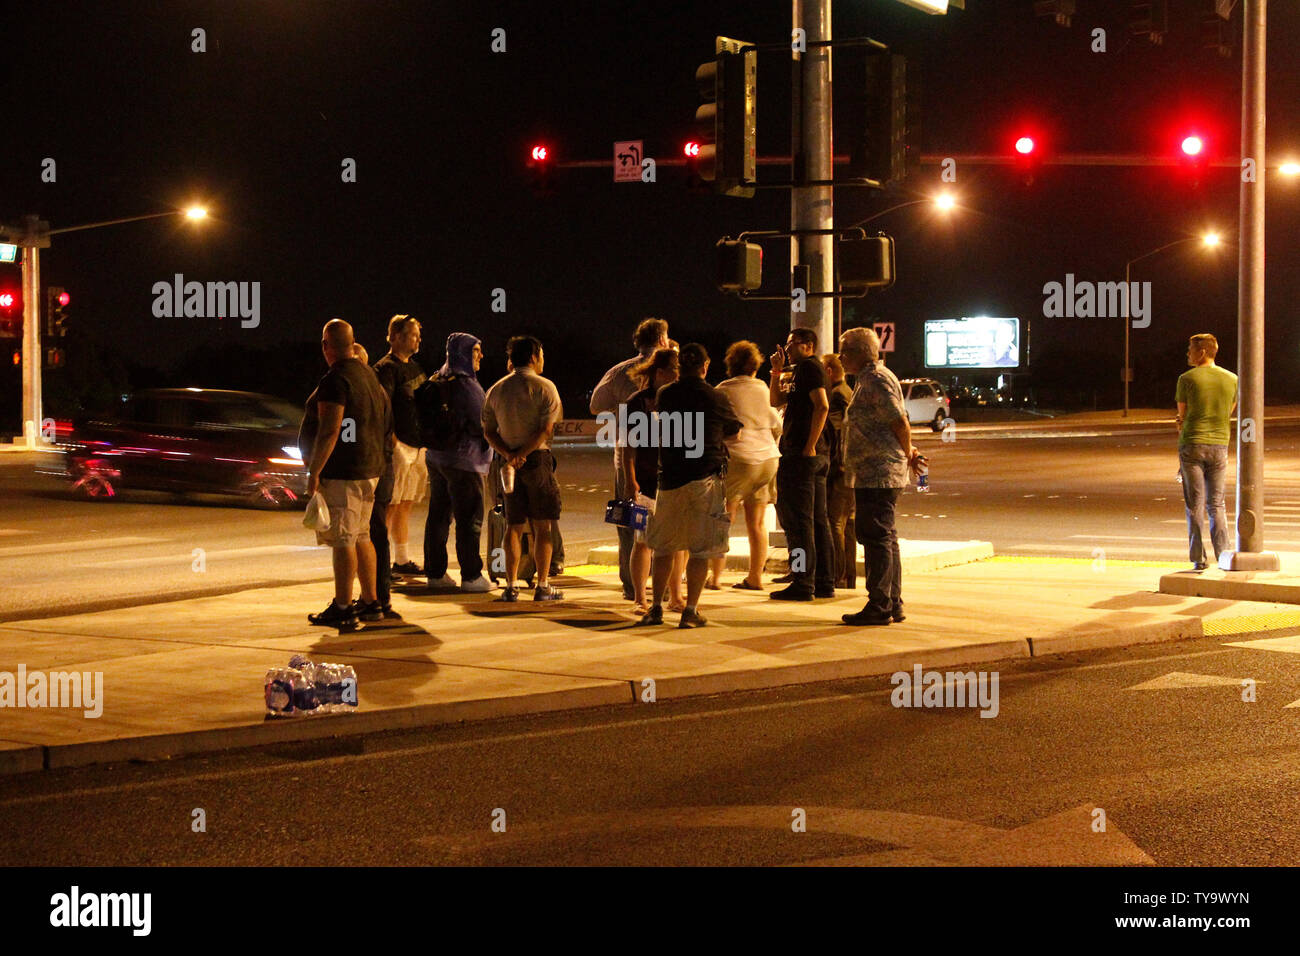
[791,0,835,351]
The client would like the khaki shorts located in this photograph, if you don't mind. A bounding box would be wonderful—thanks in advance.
[646,475,730,559]
[391,440,428,503]
[724,457,779,508]
[316,477,379,547]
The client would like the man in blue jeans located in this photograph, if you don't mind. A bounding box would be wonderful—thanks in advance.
[1176,333,1238,571]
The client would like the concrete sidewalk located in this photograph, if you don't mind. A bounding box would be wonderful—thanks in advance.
[4,546,1300,775]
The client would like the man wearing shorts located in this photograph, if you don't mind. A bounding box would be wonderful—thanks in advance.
[482,335,565,602]
[639,344,741,629]
[372,314,428,576]
[302,319,394,630]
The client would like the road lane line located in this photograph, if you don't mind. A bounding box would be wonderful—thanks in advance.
[0,535,166,558]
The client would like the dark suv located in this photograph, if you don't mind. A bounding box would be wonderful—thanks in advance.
[65,388,308,507]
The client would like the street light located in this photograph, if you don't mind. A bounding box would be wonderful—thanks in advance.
[847,193,959,229]
[1279,161,1300,177]
[11,203,211,447]
[840,194,959,341]
[1122,230,1226,417]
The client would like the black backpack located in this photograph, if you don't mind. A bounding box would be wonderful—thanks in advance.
[415,374,460,451]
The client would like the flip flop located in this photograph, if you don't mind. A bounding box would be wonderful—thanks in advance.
[732,580,764,591]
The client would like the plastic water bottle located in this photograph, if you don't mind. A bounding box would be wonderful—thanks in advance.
[915,455,930,492]
[265,656,358,716]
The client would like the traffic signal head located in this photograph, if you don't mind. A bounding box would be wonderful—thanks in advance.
[851,52,910,185]
[1181,135,1204,157]
[715,239,763,293]
[1011,128,1045,184]
[690,37,756,198]
[0,286,19,339]
[46,286,69,338]
[526,143,554,194]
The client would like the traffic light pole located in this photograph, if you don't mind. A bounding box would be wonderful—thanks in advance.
[1223,0,1278,571]
[20,246,40,448]
[790,0,835,351]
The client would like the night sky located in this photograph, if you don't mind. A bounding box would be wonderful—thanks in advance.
[2,0,1298,423]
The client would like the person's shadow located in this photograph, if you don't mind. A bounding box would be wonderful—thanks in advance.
[304,619,442,708]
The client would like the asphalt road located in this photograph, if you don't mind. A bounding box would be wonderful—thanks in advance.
[4,419,1300,620]
[1,633,1296,867]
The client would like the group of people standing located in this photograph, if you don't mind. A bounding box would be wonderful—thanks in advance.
[296,312,921,632]
[590,318,921,628]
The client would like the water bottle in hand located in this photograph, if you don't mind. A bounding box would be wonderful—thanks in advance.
[915,455,930,492]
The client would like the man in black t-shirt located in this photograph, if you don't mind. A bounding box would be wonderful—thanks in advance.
[639,344,741,629]
[372,315,428,577]
[300,319,394,630]
[769,327,835,601]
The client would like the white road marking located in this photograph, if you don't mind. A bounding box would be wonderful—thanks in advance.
[73,544,319,569]
[0,536,166,558]
[1125,671,1256,691]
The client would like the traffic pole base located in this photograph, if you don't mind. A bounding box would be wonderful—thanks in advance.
[1218,550,1282,572]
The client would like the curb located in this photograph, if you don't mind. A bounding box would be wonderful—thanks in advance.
[34,683,633,772]
[1028,618,1204,657]
[5,616,1229,775]
[1159,572,1300,605]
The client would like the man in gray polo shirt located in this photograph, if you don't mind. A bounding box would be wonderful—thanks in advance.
[482,335,565,602]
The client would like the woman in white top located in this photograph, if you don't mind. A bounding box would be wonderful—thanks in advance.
[708,340,782,590]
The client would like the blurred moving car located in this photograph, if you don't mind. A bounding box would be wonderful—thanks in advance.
[65,388,307,507]
[898,378,953,432]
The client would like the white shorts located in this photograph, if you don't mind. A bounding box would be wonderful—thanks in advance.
[390,440,428,503]
[316,477,379,547]
[645,475,731,559]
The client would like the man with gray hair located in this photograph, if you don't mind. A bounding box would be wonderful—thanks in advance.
[836,326,920,626]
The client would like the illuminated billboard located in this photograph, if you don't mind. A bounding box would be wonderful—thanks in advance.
[924,317,1020,369]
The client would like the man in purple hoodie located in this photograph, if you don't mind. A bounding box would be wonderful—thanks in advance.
[422,332,493,592]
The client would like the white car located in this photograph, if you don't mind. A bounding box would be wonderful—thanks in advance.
[899,378,952,432]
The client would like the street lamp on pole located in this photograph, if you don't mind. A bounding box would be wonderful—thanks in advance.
[840,194,958,341]
[1122,231,1224,417]
[12,204,209,447]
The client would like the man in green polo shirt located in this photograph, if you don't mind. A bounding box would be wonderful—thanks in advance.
[1175,333,1238,571]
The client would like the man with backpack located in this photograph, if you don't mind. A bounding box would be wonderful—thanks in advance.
[419,332,493,592]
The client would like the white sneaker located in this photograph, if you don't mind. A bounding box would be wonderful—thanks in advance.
[426,573,457,590]
[460,575,492,593]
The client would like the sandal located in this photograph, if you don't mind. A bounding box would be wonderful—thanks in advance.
[733,580,764,591]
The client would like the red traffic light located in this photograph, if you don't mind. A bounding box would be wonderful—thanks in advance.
[1181,135,1205,157]
[0,293,15,310]
[684,141,701,158]
[530,145,548,162]
[1014,136,1035,155]
[57,291,70,307]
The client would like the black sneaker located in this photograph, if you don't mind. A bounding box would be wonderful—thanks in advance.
[815,586,836,599]
[392,561,423,576]
[891,602,906,623]
[771,572,795,584]
[636,605,665,626]
[770,585,814,602]
[353,600,384,622]
[841,607,891,626]
[308,600,359,628]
